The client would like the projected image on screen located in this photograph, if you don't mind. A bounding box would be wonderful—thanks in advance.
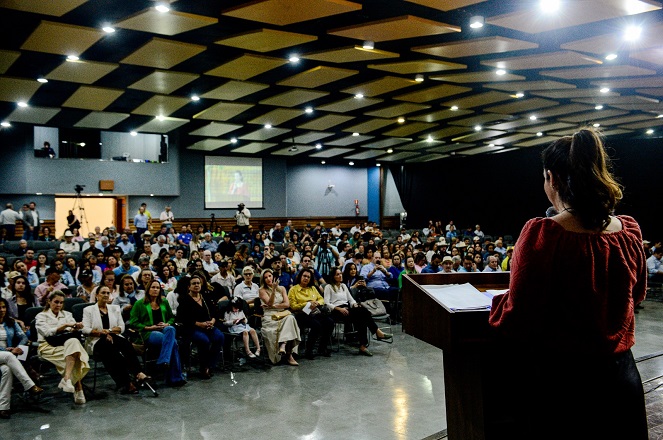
[205,156,263,209]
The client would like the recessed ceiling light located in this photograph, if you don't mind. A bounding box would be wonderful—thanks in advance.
[264,124,272,129]
[488,143,495,147]
[540,0,560,12]
[624,25,642,41]
[362,40,374,50]
[600,87,610,93]
[349,162,354,166]
[593,123,601,127]
[536,132,543,136]
[450,105,459,111]
[66,55,79,62]
[515,92,524,98]
[102,26,115,33]
[387,148,393,153]
[376,163,381,167]
[321,160,326,164]
[415,74,424,82]
[495,69,507,76]
[657,114,663,118]
[315,143,322,149]
[605,53,618,61]
[529,115,537,120]
[17,101,28,108]
[191,95,200,101]
[155,4,170,13]
[156,115,165,121]
[426,135,434,142]
[130,131,137,136]
[397,117,405,123]
[1,122,11,127]
[469,15,484,29]
[352,132,359,137]
[595,105,604,110]
[646,129,654,134]
[474,125,482,131]
[288,55,300,63]
[354,93,364,99]
[230,137,237,144]
[288,146,298,152]
[304,107,313,114]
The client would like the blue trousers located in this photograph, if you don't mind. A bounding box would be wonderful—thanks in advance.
[189,327,224,371]
[147,326,184,384]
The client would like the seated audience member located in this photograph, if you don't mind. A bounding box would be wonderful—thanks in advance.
[272,256,293,290]
[158,265,177,296]
[14,261,38,290]
[117,233,135,255]
[494,239,507,257]
[34,268,69,306]
[233,266,259,312]
[224,296,261,359]
[483,255,503,272]
[199,233,218,253]
[135,269,155,295]
[474,224,485,240]
[324,267,391,357]
[129,280,186,387]
[360,252,399,320]
[218,234,236,259]
[114,253,139,278]
[30,252,50,279]
[210,260,235,294]
[113,275,142,314]
[51,259,75,288]
[39,227,56,242]
[35,291,89,404]
[201,250,219,276]
[473,253,485,272]
[440,256,455,274]
[647,248,663,282]
[23,249,37,271]
[82,286,149,394]
[259,268,300,366]
[341,263,362,291]
[501,246,514,271]
[296,256,326,293]
[81,237,101,253]
[90,270,118,304]
[176,275,223,379]
[13,240,28,257]
[421,253,443,274]
[458,254,479,273]
[398,256,418,288]
[413,252,427,273]
[288,268,334,359]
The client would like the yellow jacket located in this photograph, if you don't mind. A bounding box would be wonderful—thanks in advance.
[288,284,324,312]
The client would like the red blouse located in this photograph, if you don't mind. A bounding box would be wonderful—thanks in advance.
[489,215,647,356]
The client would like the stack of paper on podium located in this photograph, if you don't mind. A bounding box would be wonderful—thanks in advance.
[423,282,498,311]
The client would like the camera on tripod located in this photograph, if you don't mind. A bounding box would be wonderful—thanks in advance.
[74,184,85,194]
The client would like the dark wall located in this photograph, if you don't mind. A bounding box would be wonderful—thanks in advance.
[398,137,662,241]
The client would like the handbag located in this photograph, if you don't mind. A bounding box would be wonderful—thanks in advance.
[361,298,387,316]
[271,310,292,321]
[45,330,82,346]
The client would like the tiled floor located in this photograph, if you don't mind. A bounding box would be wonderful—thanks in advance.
[3,298,661,440]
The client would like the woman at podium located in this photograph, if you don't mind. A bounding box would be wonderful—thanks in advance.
[488,127,648,439]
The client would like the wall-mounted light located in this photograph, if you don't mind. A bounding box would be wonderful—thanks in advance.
[469,16,484,29]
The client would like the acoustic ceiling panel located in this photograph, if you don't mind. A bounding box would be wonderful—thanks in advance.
[540,65,656,80]
[5,106,59,124]
[405,0,486,12]
[430,71,525,83]
[216,28,317,52]
[449,113,510,126]
[20,21,104,56]
[459,145,504,155]
[426,126,474,139]
[222,0,362,26]
[342,118,395,133]
[484,98,558,114]
[239,127,290,141]
[316,96,382,113]
[364,103,430,118]
[368,59,466,74]
[131,95,190,117]
[297,114,354,130]
[488,118,548,130]
[74,111,129,129]
[121,38,206,69]
[302,46,399,63]
[0,0,87,16]
[484,80,576,92]
[397,140,444,150]
[259,89,329,107]
[201,81,269,101]
[309,147,354,158]
[292,131,334,143]
[128,70,199,95]
[453,130,506,142]
[405,153,448,162]
[520,122,578,133]
[328,15,460,42]
[186,139,231,151]
[114,8,218,36]
[481,51,603,70]
[558,109,628,123]
[0,50,20,74]
[412,36,537,58]
[62,86,124,111]
[193,102,254,121]
[325,134,373,146]
[382,122,436,137]
[618,118,663,129]
[271,145,317,156]
[278,66,358,88]
[341,76,417,97]
[231,142,277,154]
[45,60,118,84]
[630,47,663,66]
[514,136,560,147]
[409,109,474,122]
[485,133,534,145]
[377,151,420,161]
[360,138,411,149]
[205,54,288,80]
[188,122,242,137]
[0,76,43,102]
[532,104,595,118]
[248,108,303,126]
[590,77,663,89]
[393,84,472,103]
[561,23,663,55]
[531,89,620,99]
[345,149,386,159]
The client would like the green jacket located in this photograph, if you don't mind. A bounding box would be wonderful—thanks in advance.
[128,299,175,341]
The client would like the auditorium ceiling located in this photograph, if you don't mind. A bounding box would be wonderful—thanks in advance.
[1,0,662,164]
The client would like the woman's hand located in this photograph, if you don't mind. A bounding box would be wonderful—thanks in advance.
[309,301,318,310]
[336,306,349,316]
[10,347,23,356]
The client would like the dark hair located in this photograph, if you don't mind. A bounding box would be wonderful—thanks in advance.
[295,267,315,286]
[44,290,65,311]
[147,280,163,304]
[0,297,15,326]
[342,263,357,285]
[542,127,622,230]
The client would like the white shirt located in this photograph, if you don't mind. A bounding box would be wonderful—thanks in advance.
[202,260,219,275]
[233,282,259,302]
[160,210,174,222]
[211,272,235,292]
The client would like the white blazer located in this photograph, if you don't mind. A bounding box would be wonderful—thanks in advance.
[81,304,125,355]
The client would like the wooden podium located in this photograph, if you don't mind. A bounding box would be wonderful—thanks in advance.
[401,272,510,440]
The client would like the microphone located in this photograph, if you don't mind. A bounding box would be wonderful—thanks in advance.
[545,206,558,218]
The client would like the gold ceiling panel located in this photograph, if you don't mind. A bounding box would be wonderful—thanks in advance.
[0,50,20,74]
[606,102,663,112]
[121,37,206,69]
[302,46,399,63]
[248,108,303,126]
[326,134,373,146]
[540,65,656,80]
[128,70,199,95]
[532,89,620,99]
[216,28,317,52]
[5,106,59,124]
[0,0,86,16]
[361,138,411,149]
[484,80,575,92]
[560,23,663,55]
[430,71,525,83]
[521,122,578,133]
[193,101,254,121]
[136,117,189,134]
[630,47,663,66]
[231,142,277,154]
[558,109,628,123]
[409,109,473,122]
[591,77,663,89]
[459,145,505,155]
[328,15,460,42]
[259,89,329,107]
[593,114,655,126]
[309,147,355,158]
[533,104,595,118]
[132,95,191,117]
[240,127,290,141]
[341,76,417,97]
[449,114,507,126]
[487,133,535,145]
[294,132,335,143]
[188,122,242,137]
[277,66,358,88]
[383,122,436,137]
[484,98,559,115]
[487,0,661,34]
[412,36,538,58]
[572,96,656,105]
[222,0,362,26]
[426,126,473,139]
[74,111,129,129]
[442,91,513,109]
[45,60,118,84]
[405,0,487,12]
[62,86,124,111]
[271,145,317,156]
[316,96,382,113]
[201,81,268,101]
[481,51,603,70]
[364,103,430,118]
[342,119,395,134]
[206,54,288,80]
[20,20,104,56]
[488,119,548,130]
[636,88,663,97]
[397,140,443,151]
[515,136,560,147]
[394,84,472,103]
[426,143,473,153]
[297,114,354,130]
[619,118,663,129]
[187,139,231,152]
[345,150,386,160]
[114,9,217,36]
[369,59,466,74]
[0,76,43,102]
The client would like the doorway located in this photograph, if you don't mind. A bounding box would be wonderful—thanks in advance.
[55,196,118,238]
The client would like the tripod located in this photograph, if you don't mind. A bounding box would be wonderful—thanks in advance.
[72,192,90,237]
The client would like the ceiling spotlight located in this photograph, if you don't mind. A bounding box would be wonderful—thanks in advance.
[469,16,484,29]
[349,162,354,166]
[66,55,79,62]
[536,132,543,136]
[354,93,364,99]
[515,92,525,98]
[315,143,322,149]
[288,55,300,63]
[529,115,537,120]
[304,107,313,114]
[102,26,115,33]
[595,105,604,110]
[155,4,170,13]
[657,114,663,118]
[387,148,394,154]
[362,40,374,50]
[450,105,459,111]
[288,146,298,152]
[488,143,495,147]
[37,78,48,83]
[646,129,654,134]
[1,122,11,127]
[191,95,200,101]
[540,0,560,12]
[495,69,507,76]
[605,53,618,61]
[397,117,405,124]
[624,25,642,41]
[156,115,165,121]
[352,132,359,137]
[130,131,137,136]
[474,125,482,131]
[376,163,381,167]
[321,160,326,164]
[593,123,601,127]
[415,74,424,82]
[600,87,610,93]
[426,135,434,142]
[230,137,237,144]
[264,124,272,129]
[17,101,28,108]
